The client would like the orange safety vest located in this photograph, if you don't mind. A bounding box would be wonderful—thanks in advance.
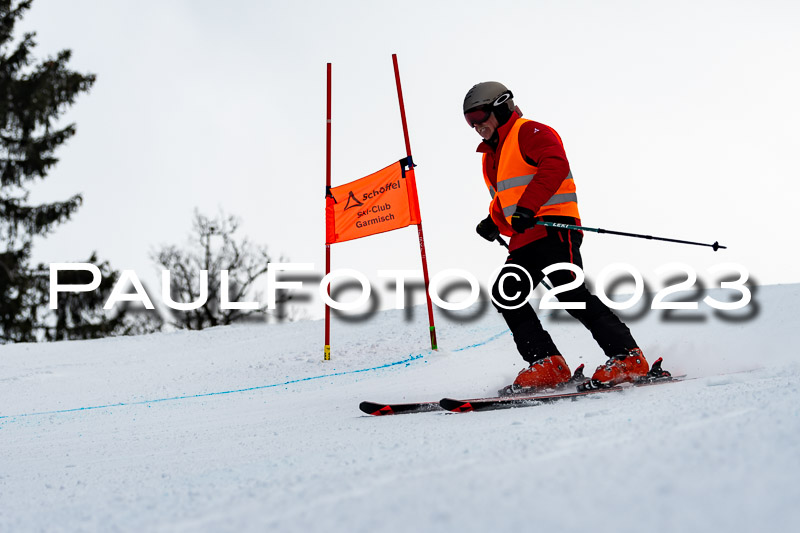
[483,118,580,236]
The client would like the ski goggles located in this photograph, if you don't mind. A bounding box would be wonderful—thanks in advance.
[464,106,492,128]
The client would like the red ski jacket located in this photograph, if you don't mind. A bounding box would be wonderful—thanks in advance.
[477,111,581,251]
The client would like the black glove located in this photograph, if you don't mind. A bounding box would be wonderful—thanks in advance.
[510,206,538,233]
[476,215,500,242]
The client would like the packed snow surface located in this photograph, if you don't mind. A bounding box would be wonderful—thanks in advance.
[1,284,799,532]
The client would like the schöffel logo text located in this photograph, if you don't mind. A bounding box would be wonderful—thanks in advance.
[361,180,400,201]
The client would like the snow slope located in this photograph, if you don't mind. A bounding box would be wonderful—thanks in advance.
[1,284,799,533]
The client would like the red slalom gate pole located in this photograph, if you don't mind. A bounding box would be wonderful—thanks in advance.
[324,62,332,361]
[392,53,438,351]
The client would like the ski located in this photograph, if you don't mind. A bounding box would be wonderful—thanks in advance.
[359,400,442,416]
[361,358,680,416]
[440,387,622,413]
[440,358,681,413]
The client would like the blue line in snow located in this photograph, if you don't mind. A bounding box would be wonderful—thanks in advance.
[454,329,509,351]
[0,328,509,421]
[0,353,424,420]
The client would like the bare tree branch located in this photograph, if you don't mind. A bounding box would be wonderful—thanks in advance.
[151,208,292,330]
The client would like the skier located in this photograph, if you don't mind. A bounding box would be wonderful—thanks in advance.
[464,81,649,392]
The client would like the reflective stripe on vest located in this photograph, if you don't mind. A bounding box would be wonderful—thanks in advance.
[492,170,574,197]
[483,119,580,225]
[502,192,579,217]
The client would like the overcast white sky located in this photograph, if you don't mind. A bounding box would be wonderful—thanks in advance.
[18,0,800,318]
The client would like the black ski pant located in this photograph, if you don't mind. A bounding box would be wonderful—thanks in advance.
[491,224,638,364]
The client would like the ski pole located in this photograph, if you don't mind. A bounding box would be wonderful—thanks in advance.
[495,236,553,291]
[534,221,727,251]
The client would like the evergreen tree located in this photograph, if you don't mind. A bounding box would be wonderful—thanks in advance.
[0,0,95,342]
[36,253,164,341]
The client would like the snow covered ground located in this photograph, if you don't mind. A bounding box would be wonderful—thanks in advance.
[1,283,799,532]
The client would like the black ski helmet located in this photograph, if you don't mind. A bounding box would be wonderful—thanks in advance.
[463,81,515,125]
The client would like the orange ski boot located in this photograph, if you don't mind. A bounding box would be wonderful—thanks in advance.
[588,348,649,388]
[499,355,571,395]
